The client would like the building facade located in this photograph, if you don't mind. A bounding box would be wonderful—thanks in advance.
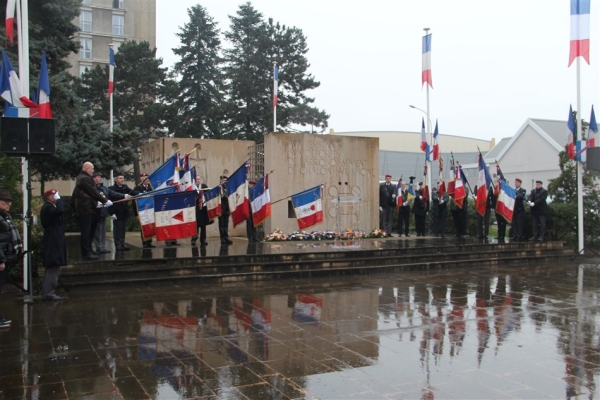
[69,0,156,77]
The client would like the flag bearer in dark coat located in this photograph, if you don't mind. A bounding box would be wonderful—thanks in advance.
[191,176,210,246]
[40,189,66,301]
[431,186,449,237]
[379,174,396,237]
[412,182,428,236]
[108,172,132,251]
[528,180,548,241]
[510,178,527,241]
[219,175,233,245]
[93,172,125,253]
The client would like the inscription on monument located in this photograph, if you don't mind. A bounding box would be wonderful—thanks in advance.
[286,140,374,177]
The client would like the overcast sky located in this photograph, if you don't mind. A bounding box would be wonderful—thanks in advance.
[156,0,600,142]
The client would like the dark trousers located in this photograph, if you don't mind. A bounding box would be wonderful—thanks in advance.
[246,217,258,241]
[415,214,426,236]
[218,214,230,241]
[397,206,410,235]
[477,211,491,238]
[433,208,447,236]
[451,210,460,236]
[42,265,60,298]
[79,213,97,257]
[496,213,507,239]
[382,207,394,235]
[512,210,525,239]
[459,209,468,236]
[532,215,546,239]
[113,219,127,248]
[192,225,207,245]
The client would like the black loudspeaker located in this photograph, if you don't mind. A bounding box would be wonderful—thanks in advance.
[586,147,600,172]
[29,118,55,155]
[1,117,28,155]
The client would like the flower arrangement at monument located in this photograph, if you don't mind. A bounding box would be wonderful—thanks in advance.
[367,228,388,238]
[264,228,369,242]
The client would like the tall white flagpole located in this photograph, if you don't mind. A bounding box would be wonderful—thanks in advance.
[273,62,277,133]
[576,57,584,254]
[424,28,432,198]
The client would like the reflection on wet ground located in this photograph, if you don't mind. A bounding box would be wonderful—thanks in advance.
[1,262,599,399]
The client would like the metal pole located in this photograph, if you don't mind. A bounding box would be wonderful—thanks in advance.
[273,62,277,133]
[424,28,432,199]
[576,57,584,254]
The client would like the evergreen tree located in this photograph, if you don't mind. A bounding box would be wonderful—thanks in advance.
[171,4,225,138]
[223,2,329,142]
[77,41,169,180]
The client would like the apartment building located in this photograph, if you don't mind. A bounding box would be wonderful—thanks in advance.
[69,0,156,77]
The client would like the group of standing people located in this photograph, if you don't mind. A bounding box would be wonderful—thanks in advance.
[380,174,548,240]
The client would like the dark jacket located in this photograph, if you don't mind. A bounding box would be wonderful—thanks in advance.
[97,184,125,218]
[529,187,548,216]
[0,210,17,264]
[221,183,231,216]
[75,170,107,216]
[196,184,210,227]
[514,187,527,213]
[108,184,132,219]
[412,189,427,216]
[41,200,66,267]
[379,183,396,208]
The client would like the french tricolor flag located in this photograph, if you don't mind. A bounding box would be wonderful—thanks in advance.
[0,50,38,115]
[432,120,439,161]
[250,174,271,226]
[291,185,323,230]
[420,117,427,152]
[421,33,432,88]
[154,191,197,241]
[5,0,15,45]
[567,104,576,160]
[37,51,52,119]
[204,185,222,220]
[273,64,278,108]
[108,47,115,96]
[588,105,597,148]
[569,0,590,67]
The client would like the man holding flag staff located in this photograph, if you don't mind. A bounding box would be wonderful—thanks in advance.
[379,174,396,237]
[510,178,527,241]
[528,180,548,242]
[397,179,412,237]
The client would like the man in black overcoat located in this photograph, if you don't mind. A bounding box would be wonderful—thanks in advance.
[192,176,211,246]
[40,189,66,301]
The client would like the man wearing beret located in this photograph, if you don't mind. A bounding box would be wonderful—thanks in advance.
[0,189,21,327]
[40,189,66,300]
[528,180,548,241]
[75,162,112,260]
[379,174,396,237]
[510,178,527,241]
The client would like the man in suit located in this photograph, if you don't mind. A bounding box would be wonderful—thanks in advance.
[510,178,527,241]
[528,180,548,241]
[379,174,396,237]
[412,182,428,236]
[191,175,211,246]
[108,172,133,251]
[219,175,233,245]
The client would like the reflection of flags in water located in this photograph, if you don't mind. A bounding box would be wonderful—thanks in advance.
[496,180,516,223]
[291,185,323,230]
[135,187,177,240]
[249,174,271,226]
[148,154,178,190]
[292,294,323,325]
[154,191,197,241]
[226,163,250,227]
[204,185,222,220]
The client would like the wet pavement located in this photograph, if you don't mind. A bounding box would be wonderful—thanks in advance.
[1,259,599,399]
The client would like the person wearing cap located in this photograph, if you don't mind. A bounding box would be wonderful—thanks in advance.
[75,162,112,260]
[412,182,428,237]
[246,180,259,242]
[108,172,133,251]
[93,172,125,254]
[528,180,548,241]
[510,178,527,241]
[379,174,396,237]
[191,175,210,247]
[132,173,156,248]
[40,189,66,301]
[219,175,233,245]
[0,189,21,327]
[397,181,412,237]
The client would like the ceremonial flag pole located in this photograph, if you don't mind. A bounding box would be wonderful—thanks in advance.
[422,28,433,198]
[273,63,278,133]
[569,0,590,254]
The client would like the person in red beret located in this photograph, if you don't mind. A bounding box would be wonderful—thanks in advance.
[510,178,527,241]
[40,189,66,300]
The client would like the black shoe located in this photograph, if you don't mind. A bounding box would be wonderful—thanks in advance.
[142,242,149,248]
[529,236,537,241]
[388,234,394,237]
[91,250,98,255]
[99,249,111,254]
[537,237,544,242]
[441,234,446,238]
[0,316,12,325]
[191,240,197,246]
[83,254,99,260]
[405,234,410,237]
[43,295,65,301]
